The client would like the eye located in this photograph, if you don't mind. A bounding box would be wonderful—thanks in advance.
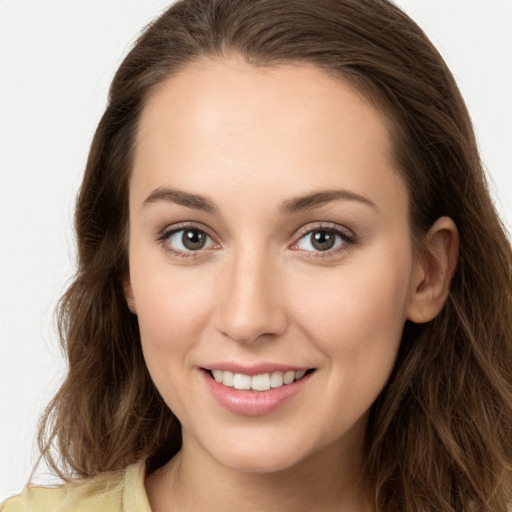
[163,227,216,253]
[293,226,355,253]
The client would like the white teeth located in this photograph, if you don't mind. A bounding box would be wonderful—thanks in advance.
[283,371,295,384]
[270,371,284,388]
[233,373,251,390]
[210,369,309,391]
[222,370,234,387]
[251,373,271,391]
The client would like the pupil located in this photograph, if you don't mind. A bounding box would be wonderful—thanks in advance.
[182,230,206,250]
[312,230,336,251]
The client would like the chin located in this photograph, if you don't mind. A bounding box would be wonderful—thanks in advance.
[216,446,305,474]
[197,425,317,474]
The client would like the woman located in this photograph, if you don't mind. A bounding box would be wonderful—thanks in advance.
[2,0,511,510]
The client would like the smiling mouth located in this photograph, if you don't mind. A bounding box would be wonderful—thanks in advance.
[205,369,315,392]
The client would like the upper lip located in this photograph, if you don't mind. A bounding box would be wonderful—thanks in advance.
[202,362,313,376]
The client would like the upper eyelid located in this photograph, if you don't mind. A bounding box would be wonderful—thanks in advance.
[159,220,354,235]
[159,221,217,240]
[293,221,355,239]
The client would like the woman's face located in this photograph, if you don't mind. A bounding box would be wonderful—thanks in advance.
[125,57,424,473]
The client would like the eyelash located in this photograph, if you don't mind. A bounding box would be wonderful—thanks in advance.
[156,222,218,259]
[291,223,357,259]
[156,222,357,260]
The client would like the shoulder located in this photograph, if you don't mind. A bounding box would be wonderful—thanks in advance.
[1,485,67,512]
[0,460,150,512]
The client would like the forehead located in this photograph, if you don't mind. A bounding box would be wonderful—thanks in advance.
[132,56,406,217]
[137,56,391,154]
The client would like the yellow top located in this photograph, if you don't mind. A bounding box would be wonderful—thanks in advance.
[0,460,151,512]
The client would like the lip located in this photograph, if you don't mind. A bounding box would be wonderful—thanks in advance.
[201,367,314,417]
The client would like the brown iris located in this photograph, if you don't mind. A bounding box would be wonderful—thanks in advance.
[182,229,208,250]
[310,230,337,251]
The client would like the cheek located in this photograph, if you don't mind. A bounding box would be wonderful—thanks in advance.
[291,251,412,372]
[129,257,217,366]
[130,267,218,417]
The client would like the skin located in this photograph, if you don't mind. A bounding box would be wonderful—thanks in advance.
[124,56,458,512]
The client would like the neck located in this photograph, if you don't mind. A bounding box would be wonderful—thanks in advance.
[146,434,373,512]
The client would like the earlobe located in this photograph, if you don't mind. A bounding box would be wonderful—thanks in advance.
[406,217,459,324]
[122,276,137,314]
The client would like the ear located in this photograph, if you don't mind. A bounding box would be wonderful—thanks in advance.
[122,275,137,314]
[406,216,459,324]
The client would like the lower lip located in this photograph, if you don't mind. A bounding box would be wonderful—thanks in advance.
[202,370,313,417]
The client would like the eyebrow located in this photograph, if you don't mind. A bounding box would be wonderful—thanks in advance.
[280,189,378,214]
[142,186,377,215]
[143,186,219,214]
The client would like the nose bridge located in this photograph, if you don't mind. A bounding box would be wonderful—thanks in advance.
[215,244,286,343]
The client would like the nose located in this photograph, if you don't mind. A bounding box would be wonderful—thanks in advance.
[214,248,288,344]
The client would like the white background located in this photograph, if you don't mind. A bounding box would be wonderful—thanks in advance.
[1,0,511,499]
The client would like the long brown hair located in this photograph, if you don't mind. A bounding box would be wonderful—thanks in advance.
[38,0,512,510]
